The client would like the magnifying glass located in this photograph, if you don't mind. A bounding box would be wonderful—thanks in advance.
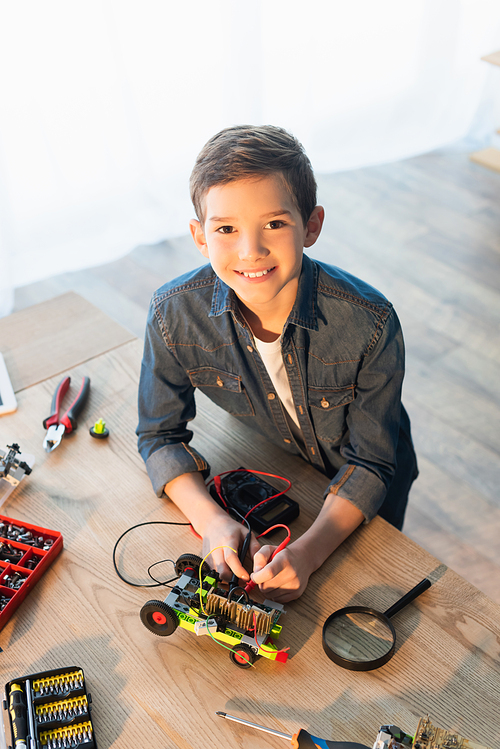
[322,577,431,671]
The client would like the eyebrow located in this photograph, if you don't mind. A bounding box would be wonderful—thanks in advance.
[208,209,293,223]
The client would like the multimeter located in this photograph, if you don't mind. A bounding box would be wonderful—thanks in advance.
[209,468,299,536]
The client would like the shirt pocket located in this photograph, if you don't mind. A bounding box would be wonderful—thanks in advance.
[188,366,255,416]
[308,385,354,444]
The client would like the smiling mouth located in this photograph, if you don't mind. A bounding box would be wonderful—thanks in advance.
[236,266,276,278]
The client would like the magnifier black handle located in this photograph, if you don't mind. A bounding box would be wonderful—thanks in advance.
[384,577,431,619]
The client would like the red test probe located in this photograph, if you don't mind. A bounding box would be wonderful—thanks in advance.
[245,525,291,593]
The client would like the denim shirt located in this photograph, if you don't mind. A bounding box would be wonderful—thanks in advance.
[137,254,407,522]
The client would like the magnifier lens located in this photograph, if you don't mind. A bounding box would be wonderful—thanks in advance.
[323,610,395,663]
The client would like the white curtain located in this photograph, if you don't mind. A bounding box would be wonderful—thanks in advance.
[1,0,500,316]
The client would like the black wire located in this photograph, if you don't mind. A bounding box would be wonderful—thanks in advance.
[147,559,179,588]
[227,586,250,604]
[226,504,251,532]
[112,490,252,589]
[112,520,191,588]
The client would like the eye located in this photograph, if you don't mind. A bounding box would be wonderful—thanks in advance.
[265,220,285,229]
[216,225,235,234]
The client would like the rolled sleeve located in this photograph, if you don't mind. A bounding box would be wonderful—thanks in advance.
[323,464,386,522]
[324,307,405,521]
[145,442,210,497]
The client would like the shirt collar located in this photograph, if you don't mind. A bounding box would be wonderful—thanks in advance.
[209,254,318,331]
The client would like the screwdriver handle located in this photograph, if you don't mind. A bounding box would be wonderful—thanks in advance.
[293,729,371,749]
[8,683,28,749]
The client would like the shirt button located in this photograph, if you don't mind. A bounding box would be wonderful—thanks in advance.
[267,393,276,400]
[321,398,329,408]
[247,345,253,352]
[217,376,224,387]
[287,354,293,364]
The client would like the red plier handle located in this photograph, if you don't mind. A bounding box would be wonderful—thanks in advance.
[43,376,91,434]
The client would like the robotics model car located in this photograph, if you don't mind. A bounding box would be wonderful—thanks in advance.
[140,553,288,668]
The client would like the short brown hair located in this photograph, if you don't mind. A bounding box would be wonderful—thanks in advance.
[190,124,317,226]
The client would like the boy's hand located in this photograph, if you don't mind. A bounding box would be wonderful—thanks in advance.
[163,471,261,583]
[250,494,365,602]
[250,543,314,603]
[202,515,261,583]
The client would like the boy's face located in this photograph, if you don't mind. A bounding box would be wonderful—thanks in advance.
[190,174,324,320]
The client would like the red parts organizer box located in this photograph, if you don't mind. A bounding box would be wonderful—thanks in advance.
[0,514,63,631]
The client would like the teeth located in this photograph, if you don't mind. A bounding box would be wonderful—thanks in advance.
[240,268,272,278]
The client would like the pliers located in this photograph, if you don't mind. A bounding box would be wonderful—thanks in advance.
[43,376,91,452]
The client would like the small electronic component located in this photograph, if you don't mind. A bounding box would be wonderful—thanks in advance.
[0,444,35,509]
[89,419,109,439]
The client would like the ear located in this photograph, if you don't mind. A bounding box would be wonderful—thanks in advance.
[303,206,325,248]
[189,219,209,258]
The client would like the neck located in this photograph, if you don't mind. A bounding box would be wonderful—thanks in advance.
[239,304,283,342]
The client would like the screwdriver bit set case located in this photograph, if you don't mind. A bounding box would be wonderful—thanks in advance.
[0,514,63,631]
[2,667,97,749]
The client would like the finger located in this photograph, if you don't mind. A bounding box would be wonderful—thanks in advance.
[251,561,278,585]
[224,549,250,581]
[252,545,275,573]
[209,549,232,581]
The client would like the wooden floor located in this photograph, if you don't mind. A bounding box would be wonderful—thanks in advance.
[14,149,500,604]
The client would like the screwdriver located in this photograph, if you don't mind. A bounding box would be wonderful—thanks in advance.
[216,711,370,749]
[9,683,28,749]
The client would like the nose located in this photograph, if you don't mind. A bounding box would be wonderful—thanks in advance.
[237,231,269,262]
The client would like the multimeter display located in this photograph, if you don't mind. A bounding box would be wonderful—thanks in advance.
[209,468,299,535]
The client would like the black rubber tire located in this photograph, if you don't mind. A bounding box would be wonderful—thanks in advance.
[175,553,210,578]
[140,600,178,636]
[229,643,256,669]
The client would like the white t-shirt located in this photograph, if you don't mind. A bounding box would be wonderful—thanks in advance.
[252,334,306,451]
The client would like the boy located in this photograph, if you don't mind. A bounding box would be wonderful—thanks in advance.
[137,125,418,603]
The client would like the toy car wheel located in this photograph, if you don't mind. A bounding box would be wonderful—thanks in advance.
[229,644,256,669]
[140,600,178,636]
[175,553,210,578]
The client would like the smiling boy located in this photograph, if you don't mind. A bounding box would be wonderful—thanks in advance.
[137,125,418,603]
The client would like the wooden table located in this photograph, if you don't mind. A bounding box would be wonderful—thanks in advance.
[1,293,499,749]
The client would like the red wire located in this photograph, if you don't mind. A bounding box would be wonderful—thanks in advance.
[256,524,291,543]
[206,468,292,521]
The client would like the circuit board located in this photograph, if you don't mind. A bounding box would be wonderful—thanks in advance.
[413,716,493,749]
[374,717,493,749]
